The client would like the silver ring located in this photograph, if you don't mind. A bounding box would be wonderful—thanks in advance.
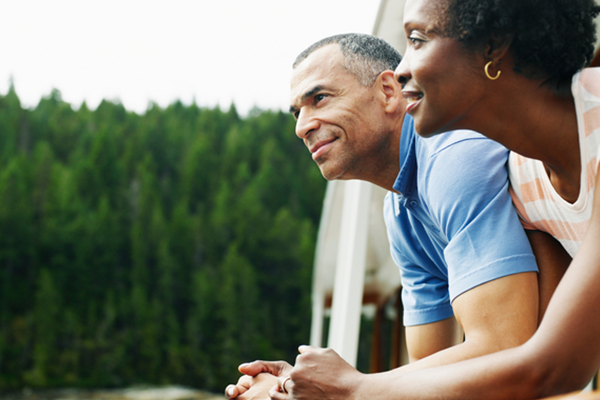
[281,376,291,394]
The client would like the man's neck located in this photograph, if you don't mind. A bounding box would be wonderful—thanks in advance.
[361,112,405,193]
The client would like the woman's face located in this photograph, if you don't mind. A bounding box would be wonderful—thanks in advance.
[394,0,484,137]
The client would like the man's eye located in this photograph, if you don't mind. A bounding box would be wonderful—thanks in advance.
[315,94,326,103]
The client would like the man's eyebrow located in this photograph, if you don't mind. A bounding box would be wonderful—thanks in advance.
[302,85,323,101]
[289,85,324,114]
[290,85,323,114]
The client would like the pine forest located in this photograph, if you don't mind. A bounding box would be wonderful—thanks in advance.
[0,85,327,393]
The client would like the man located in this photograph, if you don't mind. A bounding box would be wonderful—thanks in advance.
[225,33,563,400]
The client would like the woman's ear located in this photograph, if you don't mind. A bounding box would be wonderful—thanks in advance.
[485,33,513,66]
[378,70,402,114]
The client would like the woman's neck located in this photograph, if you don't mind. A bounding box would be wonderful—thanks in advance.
[473,74,581,202]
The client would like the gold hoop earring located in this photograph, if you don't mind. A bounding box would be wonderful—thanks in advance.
[485,61,501,80]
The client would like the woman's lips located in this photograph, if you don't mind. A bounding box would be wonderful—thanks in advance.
[402,90,423,114]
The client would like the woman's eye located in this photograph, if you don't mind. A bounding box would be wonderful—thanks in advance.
[408,33,426,47]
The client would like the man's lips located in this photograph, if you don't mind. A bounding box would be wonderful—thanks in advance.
[401,89,423,113]
[309,138,336,160]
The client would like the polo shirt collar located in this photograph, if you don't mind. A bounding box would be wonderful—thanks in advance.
[392,114,417,198]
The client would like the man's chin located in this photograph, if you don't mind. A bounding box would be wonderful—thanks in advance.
[319,167,337,181]
[319,169,348,182]
[316,160,348,181]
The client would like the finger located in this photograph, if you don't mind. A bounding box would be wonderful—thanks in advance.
[298,344,323,354]
[225,385,239,399]
[239,361,268,376]
[226,375,253,399]
[240,360,292,377]
[225,383,251,399]
[268,385,289,400]
[277,375,292,394]
[236,375,253,391]
[239,360,279,376]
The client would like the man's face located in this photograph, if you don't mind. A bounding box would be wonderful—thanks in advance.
[289,45,390,181]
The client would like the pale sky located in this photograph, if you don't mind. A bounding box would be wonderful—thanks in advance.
[0,1,381,115]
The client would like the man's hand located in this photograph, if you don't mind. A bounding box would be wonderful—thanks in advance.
[225,360,293,399]
[224,373,279,400]
[268,346,363,400]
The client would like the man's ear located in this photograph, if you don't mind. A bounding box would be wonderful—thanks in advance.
[378,70,402,114]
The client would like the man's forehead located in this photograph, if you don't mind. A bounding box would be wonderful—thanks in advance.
[291,46,340,83]
[297,43,341,69]
[289,45,347,101]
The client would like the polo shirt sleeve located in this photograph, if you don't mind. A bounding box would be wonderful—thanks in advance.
[396,248,456,326]
[423,136,538,302]
[384,193,455,326]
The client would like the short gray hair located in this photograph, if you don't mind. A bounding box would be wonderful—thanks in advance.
[293,33,402,86]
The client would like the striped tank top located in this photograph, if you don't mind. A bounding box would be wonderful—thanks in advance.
[508,68,600,257]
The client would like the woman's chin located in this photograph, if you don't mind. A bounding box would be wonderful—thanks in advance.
[413,121,441,138]
[414,117,459,138]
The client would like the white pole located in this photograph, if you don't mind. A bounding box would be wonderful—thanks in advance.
[327,180,371,366]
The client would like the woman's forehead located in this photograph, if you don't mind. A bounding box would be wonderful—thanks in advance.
[404,0,450,32]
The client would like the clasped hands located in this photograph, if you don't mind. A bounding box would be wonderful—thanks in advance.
[224,345,360,400]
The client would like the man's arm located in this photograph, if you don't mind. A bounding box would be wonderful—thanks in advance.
[399,135,545,370]
[402,271,538,371]
[405,317,462,362]
[404,229,573,371]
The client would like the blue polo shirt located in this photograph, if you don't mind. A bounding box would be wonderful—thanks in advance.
[384,115,537,326]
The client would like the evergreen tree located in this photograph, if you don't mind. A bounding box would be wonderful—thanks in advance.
[0,87,326,392]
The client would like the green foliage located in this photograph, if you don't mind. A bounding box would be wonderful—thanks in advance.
[0,90,326,392]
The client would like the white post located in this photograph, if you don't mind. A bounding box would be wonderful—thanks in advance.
[309,181,338,348]
[327,180,371,366]
[310,286,325,347]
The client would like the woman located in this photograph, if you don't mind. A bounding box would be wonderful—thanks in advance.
[384,0,600,398]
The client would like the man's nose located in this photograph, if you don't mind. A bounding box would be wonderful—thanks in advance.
[295,110,319,139]
[394,57,411,86]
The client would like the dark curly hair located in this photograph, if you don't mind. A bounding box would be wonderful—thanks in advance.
[442,0,600,83]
